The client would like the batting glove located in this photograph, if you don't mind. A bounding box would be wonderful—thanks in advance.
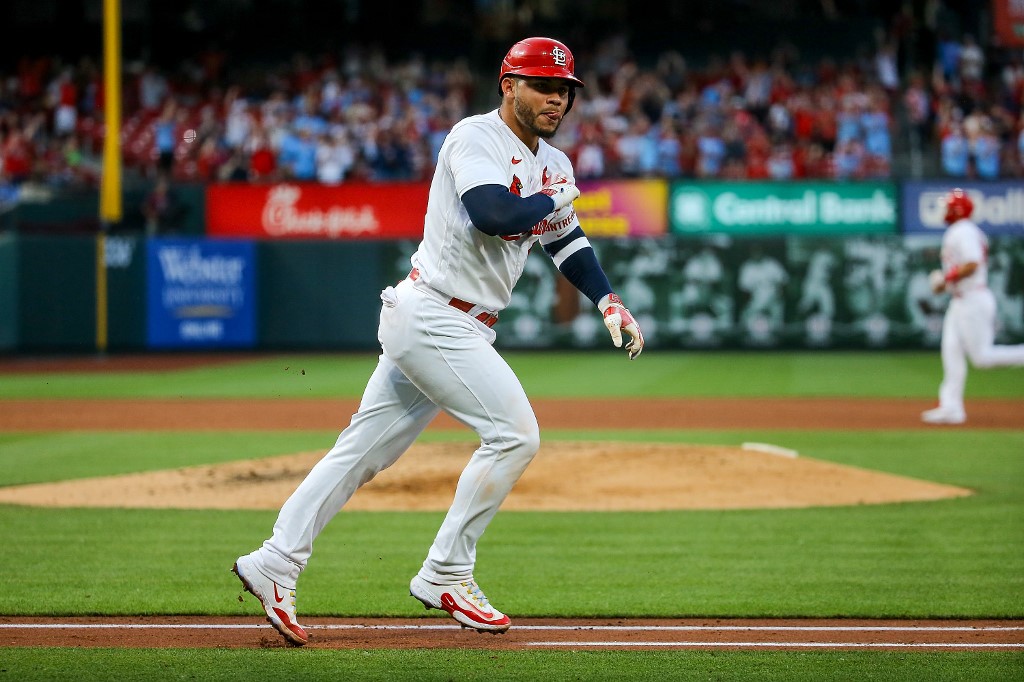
[539,174,580,212]
[599,293,645,360]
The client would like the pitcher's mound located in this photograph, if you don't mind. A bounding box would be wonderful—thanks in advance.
[0,442,971,510]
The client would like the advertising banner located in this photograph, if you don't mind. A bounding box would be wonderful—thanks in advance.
[670,182,898,235]
[206,183,428,240]
[146,238,256,348]
[901,181,1024,236]
[494,234,1024,351]
[575,179,668,236]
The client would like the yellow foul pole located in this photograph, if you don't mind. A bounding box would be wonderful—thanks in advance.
[101,0,122,224]
[98,0,122,352]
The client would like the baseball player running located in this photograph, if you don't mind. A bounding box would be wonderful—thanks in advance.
[232,37,644,645]
[922,188,1024,425]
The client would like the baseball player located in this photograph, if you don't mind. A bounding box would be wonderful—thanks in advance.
[922,188,1024,425]
[232,37,644,645]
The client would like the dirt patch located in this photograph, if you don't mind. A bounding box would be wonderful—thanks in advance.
[1,616,1021,650]
[0,441,972,511]
[2,397,1022,431]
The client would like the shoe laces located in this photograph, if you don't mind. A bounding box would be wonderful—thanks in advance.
[460,580,490,608]
[279,584,297,609]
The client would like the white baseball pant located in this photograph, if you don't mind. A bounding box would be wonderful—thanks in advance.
[939,287,1024,412]
[253,276,540,588]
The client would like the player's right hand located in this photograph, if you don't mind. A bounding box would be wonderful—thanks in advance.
[928,269,946,294]
[539,174,580,212]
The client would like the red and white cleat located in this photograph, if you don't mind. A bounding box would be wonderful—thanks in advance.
[232,554,309,646]
[409,575,511,633]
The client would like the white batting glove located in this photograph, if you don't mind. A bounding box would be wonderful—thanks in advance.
[599,293,645,360]
[928,269,946,294]
[539,174,580,212]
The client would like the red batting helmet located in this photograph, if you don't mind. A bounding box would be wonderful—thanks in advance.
[944,188,974,224]
[498,37,585,90]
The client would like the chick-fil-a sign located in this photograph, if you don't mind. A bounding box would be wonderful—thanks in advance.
[206,182,428,239]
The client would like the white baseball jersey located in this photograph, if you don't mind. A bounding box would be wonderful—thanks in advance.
[411,109,579,311]
[941,218,988,295]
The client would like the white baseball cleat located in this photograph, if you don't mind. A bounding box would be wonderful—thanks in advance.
[921,406,966,425]
[232,553,309,646]
[409,575,511,633]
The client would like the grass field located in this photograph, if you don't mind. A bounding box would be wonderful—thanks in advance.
[1,350,1022,680]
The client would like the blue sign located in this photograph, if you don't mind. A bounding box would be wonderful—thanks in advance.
[146,239,257,348]
[902,181,1024,236]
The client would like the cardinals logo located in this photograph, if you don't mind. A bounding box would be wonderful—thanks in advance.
[509,175,523,197]
[541,167,550,187]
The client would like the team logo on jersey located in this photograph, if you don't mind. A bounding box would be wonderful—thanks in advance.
[509,174,523,197]
[551,46,567,66]
[541,167,550,186]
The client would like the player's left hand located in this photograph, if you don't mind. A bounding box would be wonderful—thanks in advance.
[600,293,644,360]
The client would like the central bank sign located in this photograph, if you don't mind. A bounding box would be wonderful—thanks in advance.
[671,182,897,235]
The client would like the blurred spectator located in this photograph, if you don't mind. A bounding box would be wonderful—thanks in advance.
[616,114,658,176]
[903,71,932,143]
[767,142,796,179]
[696,123,726,178]
[958,35,985,85]
[137,64,169,113]
[971,120,1001,179]
[153,102,179,179]
[140,176,183,236]
[941,122,970,176]
[1,129,33,184]
[278,126,318,181]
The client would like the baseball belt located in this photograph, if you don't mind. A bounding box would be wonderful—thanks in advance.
[408,268,498,328]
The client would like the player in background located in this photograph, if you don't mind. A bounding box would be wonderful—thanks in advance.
[922,188,1024,425]
[231,37,644,645]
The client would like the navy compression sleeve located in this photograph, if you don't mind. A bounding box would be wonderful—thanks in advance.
[543,226,613,306]
[462,184,556,236]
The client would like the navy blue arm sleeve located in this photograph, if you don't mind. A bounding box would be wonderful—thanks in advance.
[543,226,614,307]
[462,184,556,236]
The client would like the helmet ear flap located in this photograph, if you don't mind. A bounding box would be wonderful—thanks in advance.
[565,87,576,115]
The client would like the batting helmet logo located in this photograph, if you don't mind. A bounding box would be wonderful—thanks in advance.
[498,37,584,89]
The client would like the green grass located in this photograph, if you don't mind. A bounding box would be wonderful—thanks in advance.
[2,649,1021,682]
[0,429,1020,618]
[1,351,1021,676]
[1,351,1022,399]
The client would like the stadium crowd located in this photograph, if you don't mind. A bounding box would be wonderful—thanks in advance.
[0,29,1022,199]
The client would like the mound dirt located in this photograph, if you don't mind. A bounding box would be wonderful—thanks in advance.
[0,441,972,511]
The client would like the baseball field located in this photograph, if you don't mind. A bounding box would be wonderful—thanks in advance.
[0,350,1022,680]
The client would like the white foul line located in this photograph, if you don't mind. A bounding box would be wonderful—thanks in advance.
[527,642,1024,649]
[1,623,1022,633]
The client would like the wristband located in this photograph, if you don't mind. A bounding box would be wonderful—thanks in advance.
[944,266,959,284]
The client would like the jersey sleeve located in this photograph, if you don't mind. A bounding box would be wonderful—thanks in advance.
[958,227,985,264]
[444,124,509,198]
[537,205,581,244]
[536,151,581,243]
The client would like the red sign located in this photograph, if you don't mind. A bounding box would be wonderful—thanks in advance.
[206,183,428,239]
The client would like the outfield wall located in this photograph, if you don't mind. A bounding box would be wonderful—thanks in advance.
[1,180,1022,352]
